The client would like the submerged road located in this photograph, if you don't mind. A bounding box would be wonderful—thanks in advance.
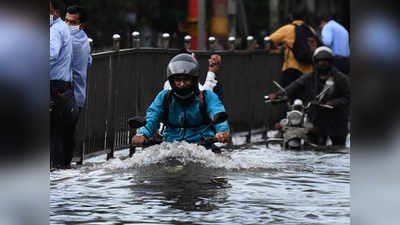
[50,134,350,225]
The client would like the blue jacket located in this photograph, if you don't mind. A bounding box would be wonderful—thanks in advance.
[137,90,229,143]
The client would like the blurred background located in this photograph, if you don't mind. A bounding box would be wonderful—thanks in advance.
[61,0,349,51]
[3,0,400,224]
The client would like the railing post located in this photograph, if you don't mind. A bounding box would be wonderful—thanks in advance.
[264,36,271,51]
[77,143,85,165]
[162,33,170,49]
[132,31,140,48]
[246,35,254,49]
[184,35,192,50]
[208,36,216,51]
[228,36,236,51]
[112,34,120,52]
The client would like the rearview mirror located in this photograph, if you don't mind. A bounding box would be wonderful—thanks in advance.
[211,112,228,124]
[128,116,146,129]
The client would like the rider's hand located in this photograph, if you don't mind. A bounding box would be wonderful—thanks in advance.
[274,122,282,130]
[132,135,147,145]
[268,93,276,102]
[215,131,229,143]
[326,100,334,106]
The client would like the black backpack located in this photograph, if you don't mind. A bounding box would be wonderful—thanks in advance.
[291,23,315,65]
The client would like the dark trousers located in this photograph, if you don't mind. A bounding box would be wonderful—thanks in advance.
[312,134,347,146]
[333,56,350,75]
[50,80,78,169]
[310,108,349,147]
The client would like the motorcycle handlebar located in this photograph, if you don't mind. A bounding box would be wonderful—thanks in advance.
[131,139,162,148]
[264,95,288,104]
[131,137,220,148]
[306,101,334,110]
[198,137,219,146]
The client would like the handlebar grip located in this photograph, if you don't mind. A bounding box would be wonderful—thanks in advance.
[199,137,219,146]
[131,139,162,148]
[319,104,334,109]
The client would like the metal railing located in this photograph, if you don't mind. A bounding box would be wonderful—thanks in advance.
[74,33,283,163]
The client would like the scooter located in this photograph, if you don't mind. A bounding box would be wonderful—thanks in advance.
[264,80,334,150]
[127,112,229,157]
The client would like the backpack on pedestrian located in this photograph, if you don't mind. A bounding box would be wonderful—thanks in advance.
[291,23,319,65]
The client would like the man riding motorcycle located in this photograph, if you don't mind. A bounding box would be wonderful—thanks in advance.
[132,53,230,147]
[268,46,350,146]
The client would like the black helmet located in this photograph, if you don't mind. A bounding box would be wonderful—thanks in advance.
[312,46,334,79]
[166,53,200,103]
[313,46,334,63]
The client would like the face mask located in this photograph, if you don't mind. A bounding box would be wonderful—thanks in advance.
[316,64,331,80]
[175,85,193,96]
[171,78,197,103]
[173,88,196,105]
[50,15,54,25]
[69,25,80,33]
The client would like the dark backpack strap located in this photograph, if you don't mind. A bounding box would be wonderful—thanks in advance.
[162,90,172,126]
[199,91,211,125]
[199,91,217,134]
[163,90,212,130]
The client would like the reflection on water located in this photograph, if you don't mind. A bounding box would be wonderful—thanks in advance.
[50,141,350,225]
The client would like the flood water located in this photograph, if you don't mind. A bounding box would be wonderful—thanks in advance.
[50,134,350,225]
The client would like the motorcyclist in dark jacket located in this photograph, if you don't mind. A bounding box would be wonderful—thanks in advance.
[268,46,350,146]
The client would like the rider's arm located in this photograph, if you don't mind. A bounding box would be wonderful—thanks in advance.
[328,74,351,107]
[281,73,310,99]
[201,71,218,91]
[204,90,229,133]
[136,90,167,138]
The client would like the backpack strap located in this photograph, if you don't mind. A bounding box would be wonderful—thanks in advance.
[162,90,212,129]
[162,90,172,127]
[199,91,217,133]
[199,91,211,124]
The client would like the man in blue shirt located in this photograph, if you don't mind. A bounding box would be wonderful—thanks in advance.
[50,0,78,169]
[65,5,92,111]
[318,14,350,75]
[64,5,92,165]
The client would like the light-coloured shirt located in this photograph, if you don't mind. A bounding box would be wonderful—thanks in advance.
[50,18,72,81]
[163,71,218,91]
[321,20,350,57]
[71,29,92,108]
[269,20,314,74]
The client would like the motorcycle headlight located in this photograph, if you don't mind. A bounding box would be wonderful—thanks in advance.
[287,110,303,126]
[280,118,289,127]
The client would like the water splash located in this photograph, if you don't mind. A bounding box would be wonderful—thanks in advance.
[90,141,303,172]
